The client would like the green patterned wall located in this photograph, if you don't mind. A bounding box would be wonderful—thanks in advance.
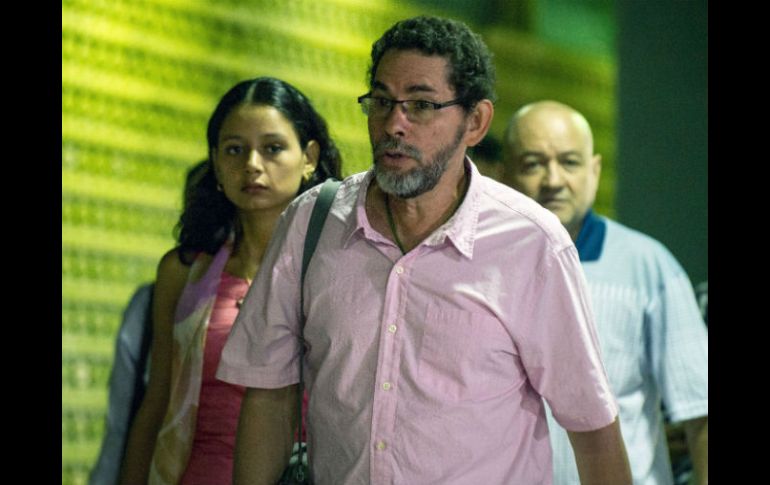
[61,1,614,484]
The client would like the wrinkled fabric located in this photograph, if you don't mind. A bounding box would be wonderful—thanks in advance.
[149,245,230,485]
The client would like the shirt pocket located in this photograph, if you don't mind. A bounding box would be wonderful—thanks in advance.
[417,303,509,402]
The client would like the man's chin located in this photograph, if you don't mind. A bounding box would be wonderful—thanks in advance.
[541,199,570,211]
[542,204,572,222]
[376,168,431,199]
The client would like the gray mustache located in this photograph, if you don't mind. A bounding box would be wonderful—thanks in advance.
[374,138,422,161]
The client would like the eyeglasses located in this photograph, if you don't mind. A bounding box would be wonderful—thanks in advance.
[357,93,464,123]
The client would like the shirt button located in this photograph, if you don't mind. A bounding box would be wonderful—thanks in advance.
[387,324,397,333]
[376,441,386,451]
[395,266,404,274]
[382,382,392,391]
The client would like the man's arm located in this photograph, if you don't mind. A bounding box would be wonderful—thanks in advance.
[567,417,632,485]
[233,385,299,485]
[684,416,708,485]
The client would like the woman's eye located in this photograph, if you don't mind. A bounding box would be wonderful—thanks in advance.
[224,145,243,155]
[265,144,284,155]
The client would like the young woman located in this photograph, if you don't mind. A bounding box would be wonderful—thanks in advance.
[119,77,342,485]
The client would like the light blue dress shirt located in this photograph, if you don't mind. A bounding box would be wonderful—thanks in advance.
[546,212,708,485]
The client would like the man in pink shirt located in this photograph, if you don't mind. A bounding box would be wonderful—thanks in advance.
[218,16,631,485]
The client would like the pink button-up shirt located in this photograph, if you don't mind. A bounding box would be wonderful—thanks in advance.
[217,161,617,485]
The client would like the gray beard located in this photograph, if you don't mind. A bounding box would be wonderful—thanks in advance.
[373,125,465,199]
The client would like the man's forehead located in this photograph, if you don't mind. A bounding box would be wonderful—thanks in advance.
[516,148,583,159]
[515,112,587,142]
[374,50,452,93]
[509,129,586,158]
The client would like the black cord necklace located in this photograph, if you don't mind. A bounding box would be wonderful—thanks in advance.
[384,192,407,255]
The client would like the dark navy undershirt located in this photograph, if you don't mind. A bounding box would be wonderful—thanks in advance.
[574,210,606,262]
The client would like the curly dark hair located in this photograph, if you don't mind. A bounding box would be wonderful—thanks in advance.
[174,77,343,263]
[368,16,497,110]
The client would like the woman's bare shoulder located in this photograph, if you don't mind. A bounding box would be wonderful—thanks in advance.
[157,247,216,286]
[156,248,192,288]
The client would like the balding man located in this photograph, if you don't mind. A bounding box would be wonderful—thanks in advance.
[502,101,708,485]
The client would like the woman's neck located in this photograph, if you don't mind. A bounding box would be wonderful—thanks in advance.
[227,205,285,281]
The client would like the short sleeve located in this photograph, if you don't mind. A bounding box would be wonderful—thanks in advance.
[516,244,618,432]
[216,199,311,389]
[648,259,708,423]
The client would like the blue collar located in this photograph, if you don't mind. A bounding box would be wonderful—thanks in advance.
[574,210,606,262]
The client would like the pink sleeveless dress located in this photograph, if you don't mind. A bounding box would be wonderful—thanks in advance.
[179,272,248,485]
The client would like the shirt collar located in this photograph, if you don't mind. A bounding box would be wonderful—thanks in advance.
[343,158,481,259]
[437,157,479,259]
[574,210,606,262]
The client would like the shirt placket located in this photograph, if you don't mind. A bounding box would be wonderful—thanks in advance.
[369,253,411,485]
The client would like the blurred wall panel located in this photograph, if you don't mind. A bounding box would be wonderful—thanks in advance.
[616,0,708,285]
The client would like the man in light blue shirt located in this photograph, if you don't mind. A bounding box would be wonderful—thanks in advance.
[501,101,708,485]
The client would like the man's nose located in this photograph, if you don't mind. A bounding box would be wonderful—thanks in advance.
[381,102,410,138]
[543,160,565,188]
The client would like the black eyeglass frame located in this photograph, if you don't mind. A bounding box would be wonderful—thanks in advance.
[356,93,465,118]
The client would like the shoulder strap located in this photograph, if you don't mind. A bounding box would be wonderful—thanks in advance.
[290,178,341,479]
[301,179,342,287]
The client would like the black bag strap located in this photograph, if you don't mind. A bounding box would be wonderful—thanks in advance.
[293,178,341,478]
[301,179,342,285]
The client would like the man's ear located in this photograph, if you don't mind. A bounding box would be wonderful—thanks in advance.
[592,153,602,178]
[464,99,495,147]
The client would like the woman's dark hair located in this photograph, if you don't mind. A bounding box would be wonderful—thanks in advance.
[368,16,497,110]
[174,77,343,263]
